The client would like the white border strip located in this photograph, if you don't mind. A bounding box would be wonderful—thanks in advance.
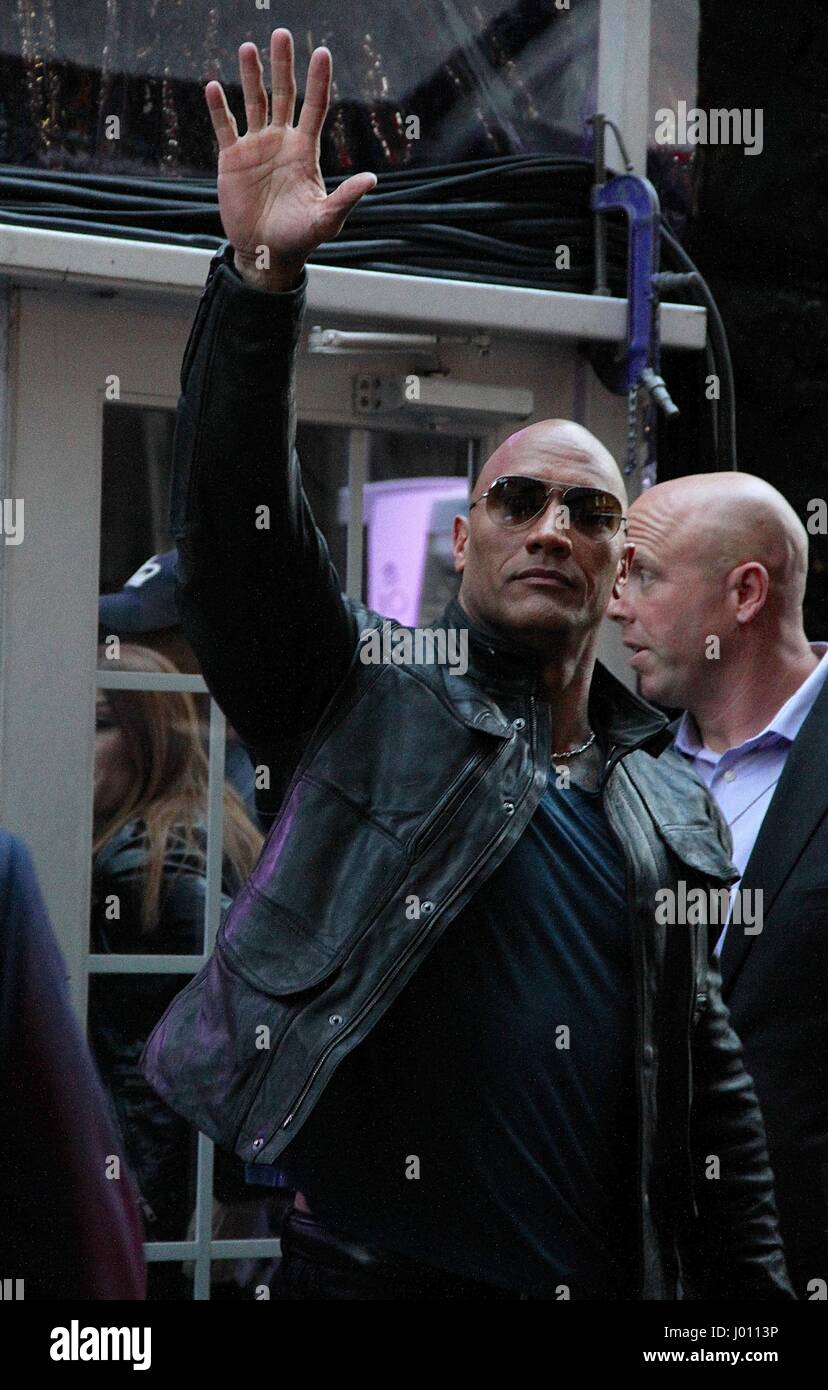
[0,225,707,349]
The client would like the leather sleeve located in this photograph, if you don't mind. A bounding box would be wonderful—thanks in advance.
[169,241,358,765]
[681,956,796,1299]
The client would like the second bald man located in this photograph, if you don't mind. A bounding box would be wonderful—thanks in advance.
[610,471,828,1298]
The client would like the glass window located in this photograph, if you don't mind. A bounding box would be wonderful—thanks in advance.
[297,421,472,623]
[144,1264,195,1303]
[363,428,471,625]
[296,422,351,585]
[86,972,199,1256]
[647,0,701,239]
[207,1191,287,1302]
[0,1,600,177]
[95,398,277,1297]
[100,404,176,597]
[93,394,477,1294]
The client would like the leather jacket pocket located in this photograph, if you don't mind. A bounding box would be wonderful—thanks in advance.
[217,881,349,996]
[654,821,739,886]
[238,775,409,976]
[140,941,305,1155]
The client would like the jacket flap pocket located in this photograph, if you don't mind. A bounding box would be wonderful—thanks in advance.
[218,883,341,995]
[656,822,739,884]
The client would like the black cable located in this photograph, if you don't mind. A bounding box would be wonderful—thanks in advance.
[686,274,737,472]
[657,226,738,471]
[0,156,735,463]
[0,156,629,293]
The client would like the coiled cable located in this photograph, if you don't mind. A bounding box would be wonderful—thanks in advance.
[0,154,734,464]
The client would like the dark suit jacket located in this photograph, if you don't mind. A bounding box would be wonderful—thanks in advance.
[714,674,828,1299]
[0,829,146,1298]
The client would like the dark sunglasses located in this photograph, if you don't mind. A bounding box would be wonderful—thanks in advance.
[469,475,626,538]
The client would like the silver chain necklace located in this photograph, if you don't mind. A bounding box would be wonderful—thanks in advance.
[725,776,781,829]
[551,730,596,759]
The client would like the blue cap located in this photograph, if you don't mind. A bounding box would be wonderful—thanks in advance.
[98,551,179,635]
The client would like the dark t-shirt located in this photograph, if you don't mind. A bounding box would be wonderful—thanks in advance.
[275,778,638,1297]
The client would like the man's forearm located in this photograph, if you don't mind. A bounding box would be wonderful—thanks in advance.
[171,243,356,752]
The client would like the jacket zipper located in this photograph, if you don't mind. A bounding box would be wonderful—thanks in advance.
[684,914,708,1220]
[411,741,505,857]
[270,725,657,1172]
[259,737,528,1150]
[602,768,647,1298]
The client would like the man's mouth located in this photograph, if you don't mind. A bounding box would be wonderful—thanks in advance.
[512,567,575,588]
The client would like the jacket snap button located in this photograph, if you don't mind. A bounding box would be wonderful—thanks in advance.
[421,901,434,913]
[329,1014,343,1026]
[252,1138,263,1149]
[503,801,515,815]
[512,718,526,731]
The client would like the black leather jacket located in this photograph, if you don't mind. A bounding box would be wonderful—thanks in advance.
[141,242,794,1299]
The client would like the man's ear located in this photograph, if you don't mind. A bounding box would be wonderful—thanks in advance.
[731,561,769,624]
[612,542,635,599]
[453,513,469,574]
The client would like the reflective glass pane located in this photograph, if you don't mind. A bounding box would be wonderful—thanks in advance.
[89,670,265,1273]
[295,421,351,585]
[87,972,199,1247]
[89,676,264,953]
[0,1,599,177]
[100,403,176,602]
[364,428,470,624]
[145,1261,194,1303]
[208,1184,287,1302]
[647,0,701,237]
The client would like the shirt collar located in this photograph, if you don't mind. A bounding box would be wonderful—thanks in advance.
[674,642,828,761]
[435,594,672,751]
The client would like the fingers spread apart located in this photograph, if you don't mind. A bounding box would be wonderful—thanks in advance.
[239,42,269,134]
[297,45,332,145]
[206,30,334,149]
[269,28,297,130]
[205,81,239,151]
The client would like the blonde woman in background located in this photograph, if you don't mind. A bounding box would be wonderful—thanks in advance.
[89,643,270,1299]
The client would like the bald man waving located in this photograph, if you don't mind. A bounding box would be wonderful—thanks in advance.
[609,471,828,1298]
[142,30,794,1301]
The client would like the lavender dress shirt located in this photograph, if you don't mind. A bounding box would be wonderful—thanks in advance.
[673,642,828,955]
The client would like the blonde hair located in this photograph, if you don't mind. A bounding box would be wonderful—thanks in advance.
[93,643,263,932]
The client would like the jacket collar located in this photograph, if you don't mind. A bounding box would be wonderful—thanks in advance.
[719,668,828,993]
[434,594,671,753]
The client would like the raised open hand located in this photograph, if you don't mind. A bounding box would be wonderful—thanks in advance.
[205,29,377,289]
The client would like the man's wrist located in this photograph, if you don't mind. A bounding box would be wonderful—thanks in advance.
[232,249,306,293]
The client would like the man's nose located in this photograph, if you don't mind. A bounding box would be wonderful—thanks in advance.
[525,502,574,553]
[607,590,628,622]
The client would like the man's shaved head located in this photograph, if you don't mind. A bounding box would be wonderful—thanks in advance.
[627,472,809,612]
[472,419,629,511]
[608,470,813,713]
[453,417,632,659]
